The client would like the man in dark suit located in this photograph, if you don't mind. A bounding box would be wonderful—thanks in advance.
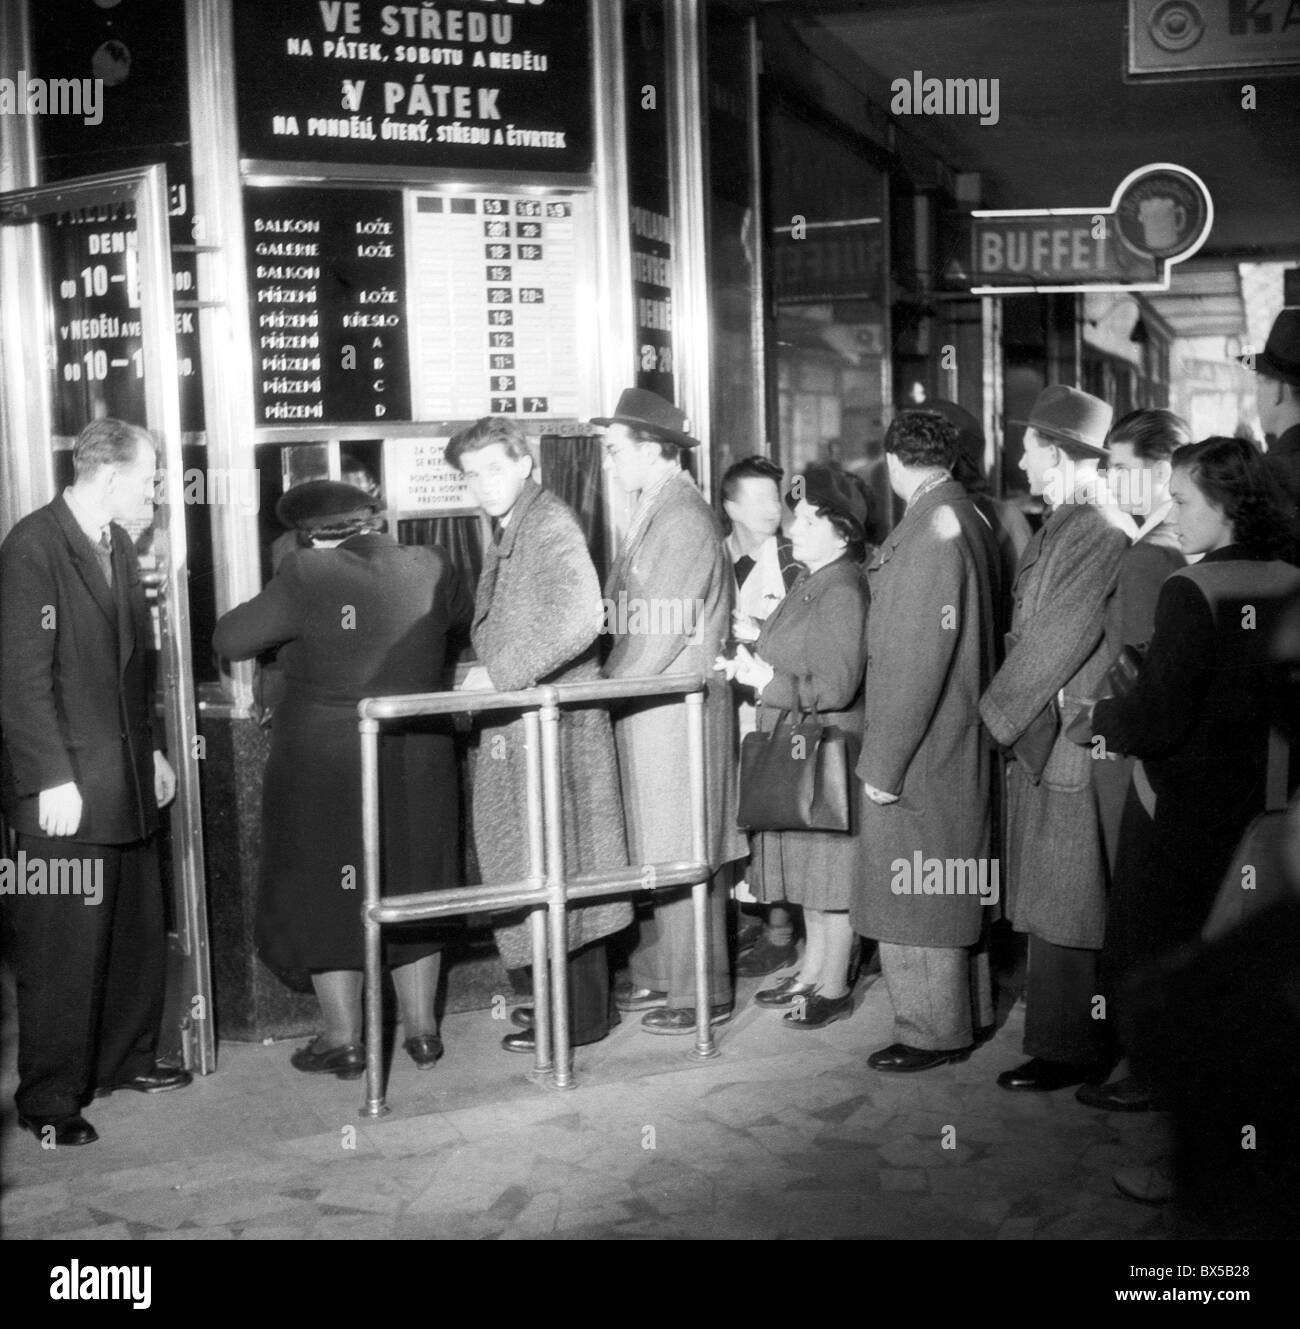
[1,418,187,1148]
[1241,308,1300,564]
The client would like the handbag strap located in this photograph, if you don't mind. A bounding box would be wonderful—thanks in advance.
[1267,726,1290,813]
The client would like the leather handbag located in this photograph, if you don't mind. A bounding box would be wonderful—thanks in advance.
[1064,644,1146,747]
[737,706,856,833]
[1103,643,1145,699]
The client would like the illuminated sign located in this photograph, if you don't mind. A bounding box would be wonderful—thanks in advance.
[968,163,1213,295]
[1127,0,1300,80]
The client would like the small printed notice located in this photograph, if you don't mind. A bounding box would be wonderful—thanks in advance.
[384,437,476,515]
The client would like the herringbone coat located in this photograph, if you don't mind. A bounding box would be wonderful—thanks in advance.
[979,500,1128,949]
[603,469,745,871]
[470,479,632,967]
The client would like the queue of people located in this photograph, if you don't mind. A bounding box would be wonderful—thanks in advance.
[4,311,1298,1151]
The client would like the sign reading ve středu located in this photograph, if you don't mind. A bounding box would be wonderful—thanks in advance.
[233,0,593,173]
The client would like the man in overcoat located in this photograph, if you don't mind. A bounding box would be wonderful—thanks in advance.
[597,389,745,1033]
[1240,308,1300,564]
[0,419,186,1148]
[853,411,1001,1071]
[1091,411,1188,878]
[450,416,632,1054]
[979,386,1129,1092]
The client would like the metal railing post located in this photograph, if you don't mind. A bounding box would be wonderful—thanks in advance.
[522,709,553,1077]
[359,718,390,1117]
[686,690,718,1060]
[354,673,712,1110]
[538,690,574,1088]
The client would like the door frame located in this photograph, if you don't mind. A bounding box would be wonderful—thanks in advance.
[0,164,215,1074]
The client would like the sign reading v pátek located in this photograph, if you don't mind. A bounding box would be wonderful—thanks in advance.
[965,163,1212,295]
[234,0,593,174]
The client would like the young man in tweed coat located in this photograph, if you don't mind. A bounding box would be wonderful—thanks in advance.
[979,386,1129,1093]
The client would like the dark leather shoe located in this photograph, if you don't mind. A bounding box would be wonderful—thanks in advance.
[997,1057,1102,1092]
[782,991,853,1030]
[403,1034,443,1069]
[614,984,669,1013]
[510,1006,534,1029]
[290,1041,365,1080]
[19,1113,98,1146]
[502,1029,536,1053]
[754,976,819,1008]
[640,1004,733,1035]
[1076,1075,1155,1112]
[868,1042,973,1073]
[735,936,799,977]
[95,1064,192,1096]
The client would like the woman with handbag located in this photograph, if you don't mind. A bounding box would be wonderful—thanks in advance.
[716,466,870,1030]
[1081,437,1300,1113]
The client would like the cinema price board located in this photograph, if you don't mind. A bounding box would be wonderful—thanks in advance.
[966,163,1213,295]
[408,189,581,422]
[246,186,411,425]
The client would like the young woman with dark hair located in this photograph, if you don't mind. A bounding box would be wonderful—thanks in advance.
[1079,437,1300,1113]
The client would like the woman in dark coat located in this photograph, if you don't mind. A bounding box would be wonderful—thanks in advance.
[718,466,870,1031]
[213,481,471,1079]
[449,417,631,1054]
[1083,437,1300,1108]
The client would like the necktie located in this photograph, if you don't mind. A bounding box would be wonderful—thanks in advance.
[96,527,114,588]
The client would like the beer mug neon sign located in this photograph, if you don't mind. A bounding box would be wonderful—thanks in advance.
[969,163,1213,295]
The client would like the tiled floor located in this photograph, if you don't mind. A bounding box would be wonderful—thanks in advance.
[1,959,1175,1240]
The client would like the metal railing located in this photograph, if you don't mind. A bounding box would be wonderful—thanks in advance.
[357,672,718,1118]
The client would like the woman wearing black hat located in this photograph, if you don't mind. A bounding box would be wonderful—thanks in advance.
[717,466,871,1029]
[214,481,472,1078]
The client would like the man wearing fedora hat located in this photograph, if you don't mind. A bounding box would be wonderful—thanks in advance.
[980,385,1130,1093]
[596,388,745,1033]
[1241,308,1300,564]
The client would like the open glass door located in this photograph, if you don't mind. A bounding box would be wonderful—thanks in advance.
[0,164,214,1074]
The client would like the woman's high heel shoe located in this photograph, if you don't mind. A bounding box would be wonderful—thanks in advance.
[290,1040,365,1080]
[754,976,820,1008]
[404,1034,444,1069]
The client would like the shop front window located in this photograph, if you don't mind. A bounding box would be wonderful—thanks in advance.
[765,98,891,538]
